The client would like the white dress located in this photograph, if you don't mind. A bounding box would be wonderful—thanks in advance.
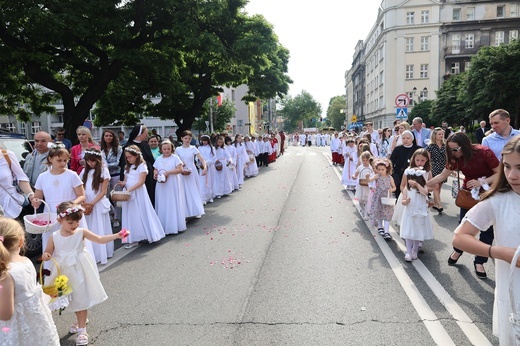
[213,147,233,197]
[121,163,165,243]
[175,145,205,218]
[341,145,358,186]
[35,169,96,270]
[0,150,29,218]
[79,166,114,264]
[354,165,373,202]
[398,188,434,241]
[458,191,520,345]
[198,145,216,203]
[244,141,259,177]
[153,154,187,234]
[225,145,239,190]
[235,143,248,185]
[0,258,60,346]
[49,229,107,311]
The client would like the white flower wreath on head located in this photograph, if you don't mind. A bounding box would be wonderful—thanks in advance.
[48,142,66,150]
[84,149,102,157]
[58,205,85,218]
[125,147,142,155]
[404,166,426,177]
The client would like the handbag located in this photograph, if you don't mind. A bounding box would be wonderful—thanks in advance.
[454,169,479,210]
[358,167,371,186]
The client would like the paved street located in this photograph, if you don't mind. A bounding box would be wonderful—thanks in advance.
[53,145,496,345]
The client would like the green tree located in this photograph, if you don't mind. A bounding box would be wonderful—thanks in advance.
[409,100,434,126]
[279,91,321,132]
[326,95,346,130]
[431,73,467,126]
[465,39,520,128]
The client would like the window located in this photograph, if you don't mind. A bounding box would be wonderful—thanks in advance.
[405,37,414,52]
[496,31,505,46]
[420,64,429,78]
[379,71,384,85]
[467,7,475,20]
[497,5,505,18]
[453,8,461,21]
[512,4,519,17]
[231,89,235,101]
[1,123,16,132]
[421,36,429,51]
[405,65,414,79]
[465,61,471,71]
[510,30,518,42]
[420,89,428,101]
[465,34,474,48]
[452,34,461,54]
[20,122,26,133]
[451,62,460,75]
[407,12,415,24]
[31,121,41,135]
[421,10,429,23]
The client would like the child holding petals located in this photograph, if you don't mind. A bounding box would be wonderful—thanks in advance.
[367,158,396,240]
[42,202,127,346]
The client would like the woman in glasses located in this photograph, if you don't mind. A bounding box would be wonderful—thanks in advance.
[427,132,500,279]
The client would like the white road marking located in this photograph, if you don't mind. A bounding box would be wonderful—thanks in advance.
[323,152,492,346]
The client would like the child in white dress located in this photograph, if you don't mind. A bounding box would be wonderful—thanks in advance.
[119,145,166,248]
[176,130,207,218]
[225,136,240,190]
[244,136,259,177]
[213,136,234,198]
[352,151,374,219]
[341,137,358,190]
[42,202,127,346]
[0,218,60,346]
[198,135,216,204]
[234,135,248,186]
[399,167,434,261]
[153,141,187,234]
[79,148,114,264]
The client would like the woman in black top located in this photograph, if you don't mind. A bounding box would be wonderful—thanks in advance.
[389,130,420,199]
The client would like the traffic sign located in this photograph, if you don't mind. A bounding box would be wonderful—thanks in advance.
[395,94,411,107]
[396,108,408,119]
[351,115,357,122]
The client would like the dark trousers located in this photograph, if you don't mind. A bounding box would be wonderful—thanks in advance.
[256,155,261,167]
[453,207,494,264]
[262,153,269,166]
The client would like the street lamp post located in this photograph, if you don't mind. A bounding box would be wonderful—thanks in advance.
[412,87,428,106]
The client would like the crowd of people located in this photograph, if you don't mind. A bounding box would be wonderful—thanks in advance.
[0,124,286,345]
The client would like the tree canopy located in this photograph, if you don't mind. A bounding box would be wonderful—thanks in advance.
[0,0,291,140]
[278,91,322,132]
[326,95,346,130]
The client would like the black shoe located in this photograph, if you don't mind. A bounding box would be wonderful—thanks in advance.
[432,206,444,213]
[474,263,487,279]
[448,251,461,266]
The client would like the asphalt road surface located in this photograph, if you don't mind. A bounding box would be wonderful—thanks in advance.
[52,145,496,346]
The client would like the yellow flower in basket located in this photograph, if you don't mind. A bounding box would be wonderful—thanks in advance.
[40,259,73,315]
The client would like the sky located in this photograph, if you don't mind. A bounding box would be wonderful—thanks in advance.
[245,0,383,116]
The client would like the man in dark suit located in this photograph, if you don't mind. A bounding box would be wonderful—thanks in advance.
[475,120,488,144]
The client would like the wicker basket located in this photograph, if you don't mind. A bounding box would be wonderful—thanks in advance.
[181,167,192,175]
[215,160,223,171]
[381,191,396,206]
[358,168,371,186]
[110,186,131,202]
[248,154,255,162]
[40,258,73,312]
[23,200,58,235]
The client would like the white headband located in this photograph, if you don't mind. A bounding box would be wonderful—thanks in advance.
[404,167,426,176]
[138,125,143,136]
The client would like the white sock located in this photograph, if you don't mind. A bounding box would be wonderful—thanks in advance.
[405,239,414,254]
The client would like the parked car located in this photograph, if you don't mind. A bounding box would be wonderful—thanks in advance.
[0,129,41,256]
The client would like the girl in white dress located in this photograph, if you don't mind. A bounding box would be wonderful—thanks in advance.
[234,134,248,187]
[399,167,434,262]
[225,136,240,190]
[453,136,520,345]
[352,151,374,219]
[118,145,165,248]
[175,130,207,219]
[31,143,95,270]
[341,137,358,190]
[0,218,60,346]
[198,135,216,204]
[153,141,187,234]
[42,202,126,346]
[79,148,114,264]
[244,136,259,177]
[213,136,234,198]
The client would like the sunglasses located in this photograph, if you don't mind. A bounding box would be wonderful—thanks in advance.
[450,146,462,152]
[56,133,65,136]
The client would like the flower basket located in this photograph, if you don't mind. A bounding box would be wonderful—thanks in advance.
[157,169,167,183]
[23,200,58,235]
[40,258,73,314]
[110,186,131,202]
[215,160,223,171]
[248,154,255,162]
[381,191,396,206]
[181,167,192,175]
[358,168,371,187]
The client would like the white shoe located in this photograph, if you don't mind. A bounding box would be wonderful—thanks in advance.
[209,199,214,203]
[195,215,202,219]
[404,253,412,262]
[124,242,138,249]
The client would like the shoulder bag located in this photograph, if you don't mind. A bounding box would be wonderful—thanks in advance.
[454,169,479,210]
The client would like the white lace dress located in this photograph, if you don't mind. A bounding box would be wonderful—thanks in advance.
[398,188,434,241]
[457,191,520,345]
[175,145,205,218]
[0,258,60,346]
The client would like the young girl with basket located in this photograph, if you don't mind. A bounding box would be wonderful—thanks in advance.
[153,140,187,235]
[352,151,374,220]
[79,148,114,264]
[118,145,165,248]
[225,136,240,190]
[367,158,396,240]
[453,135,520,345]
[399,167,434,262]
[213,136,234,198]
[341,137,358,190]
[0,217,60,346]
[175,131,206,219]
[198,135,217,205]
[42,202,127,346]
